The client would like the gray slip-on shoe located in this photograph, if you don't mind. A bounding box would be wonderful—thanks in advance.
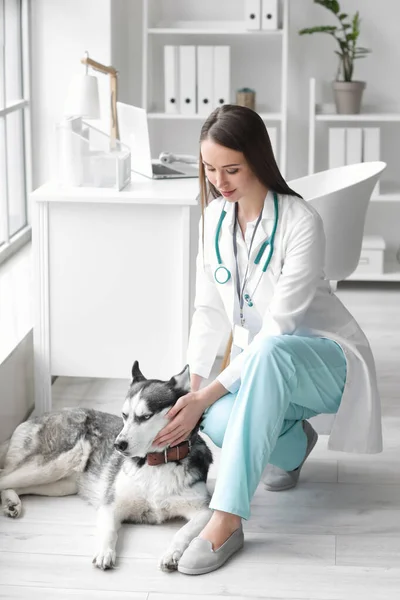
[263,420,318,492]
[177,525,244,575]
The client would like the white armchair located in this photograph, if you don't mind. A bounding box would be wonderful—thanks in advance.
[288,161,387,284]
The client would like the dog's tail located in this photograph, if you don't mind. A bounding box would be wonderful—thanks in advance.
[0,439,10,469]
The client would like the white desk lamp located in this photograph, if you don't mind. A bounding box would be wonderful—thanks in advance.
[64,51,119,142]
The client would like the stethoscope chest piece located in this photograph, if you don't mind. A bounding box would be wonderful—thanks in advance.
[214,265,231,284]
[244,293,254,307]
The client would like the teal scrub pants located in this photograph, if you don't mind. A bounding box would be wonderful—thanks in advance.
[200,335,347,520]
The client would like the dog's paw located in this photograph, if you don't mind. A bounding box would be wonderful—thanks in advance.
[92,548,116,570]
[159,549,183,573]
[2,491,22,519]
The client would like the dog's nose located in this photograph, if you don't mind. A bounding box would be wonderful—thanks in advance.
[115,440,128,452]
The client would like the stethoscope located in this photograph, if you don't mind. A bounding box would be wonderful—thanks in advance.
[214,192,279,310]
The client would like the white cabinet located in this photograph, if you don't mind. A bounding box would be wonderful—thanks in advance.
[141,0,290,176]
[308,78,400,282]
[31,176,199,414]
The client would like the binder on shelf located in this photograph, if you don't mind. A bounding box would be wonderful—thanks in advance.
[197,46,213,116]
[363,127,381,196]
[328,128,346,169]
[179,45,196,115]
[346,128,363,165]
[268,126,278,160]
[213,46,230,110]
[164,46,179,114]
[245,0,261,30]
[261,0,278,30]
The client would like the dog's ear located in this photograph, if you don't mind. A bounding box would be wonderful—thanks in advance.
[169,364,190,392]
[131,361,146,382]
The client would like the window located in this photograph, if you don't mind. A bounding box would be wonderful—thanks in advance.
[0,0,31,263]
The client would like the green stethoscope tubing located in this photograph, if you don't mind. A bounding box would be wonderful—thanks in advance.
[214,192,279,286]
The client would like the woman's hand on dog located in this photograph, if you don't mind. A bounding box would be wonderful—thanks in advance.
[153,381,228,448]
[153,391,207,448]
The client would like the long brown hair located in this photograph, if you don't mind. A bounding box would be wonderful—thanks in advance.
[198,105,302,371]
[199,104,301,219]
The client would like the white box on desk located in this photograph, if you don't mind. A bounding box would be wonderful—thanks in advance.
[353,235,386,275]
[56,119,131,191]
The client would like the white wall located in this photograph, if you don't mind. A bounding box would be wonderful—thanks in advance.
[0,244,34,442]
[0,331,34,444]
[111,0,142,108]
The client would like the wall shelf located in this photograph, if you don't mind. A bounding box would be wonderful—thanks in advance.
[346,261,400,282]
[147,21,283,35]
[316,112,400,123]
[148,29,283,36]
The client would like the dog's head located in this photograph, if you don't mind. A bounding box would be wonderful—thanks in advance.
[114,361,191,458]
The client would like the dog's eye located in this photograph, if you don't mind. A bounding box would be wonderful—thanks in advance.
[143,414,151,421]
[122,413,128,420]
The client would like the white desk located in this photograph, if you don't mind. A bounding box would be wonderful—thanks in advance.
[31,175,200,414]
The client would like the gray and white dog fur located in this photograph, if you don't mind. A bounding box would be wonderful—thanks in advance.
[0,361,213,572]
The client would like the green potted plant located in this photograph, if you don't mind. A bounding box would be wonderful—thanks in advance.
[299,0,371,114]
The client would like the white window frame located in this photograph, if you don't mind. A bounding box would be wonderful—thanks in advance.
[0,0,32,266]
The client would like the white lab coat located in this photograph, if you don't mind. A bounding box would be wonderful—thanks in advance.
[187,192,383,454]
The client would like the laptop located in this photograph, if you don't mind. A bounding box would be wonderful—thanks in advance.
[116,102,198,180]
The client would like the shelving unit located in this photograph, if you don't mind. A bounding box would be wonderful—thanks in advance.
[308,78,400,282]
[141,0,290,176]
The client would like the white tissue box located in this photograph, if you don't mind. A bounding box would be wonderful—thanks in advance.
[353,235,386,275]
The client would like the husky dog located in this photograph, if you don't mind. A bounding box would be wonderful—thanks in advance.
[0,362,213,572]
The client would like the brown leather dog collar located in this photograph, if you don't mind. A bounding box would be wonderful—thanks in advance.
[146,440,192,466]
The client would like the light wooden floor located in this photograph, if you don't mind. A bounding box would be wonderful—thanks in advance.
[1,284,400,599]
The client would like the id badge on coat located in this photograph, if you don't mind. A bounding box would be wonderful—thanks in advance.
[233,324,250,350]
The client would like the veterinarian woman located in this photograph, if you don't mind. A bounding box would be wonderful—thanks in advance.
[153,104,382,575]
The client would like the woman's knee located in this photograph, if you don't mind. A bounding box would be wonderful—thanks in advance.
[248,335,290,361]
[244,335,296,380]
[200,393,235,448]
